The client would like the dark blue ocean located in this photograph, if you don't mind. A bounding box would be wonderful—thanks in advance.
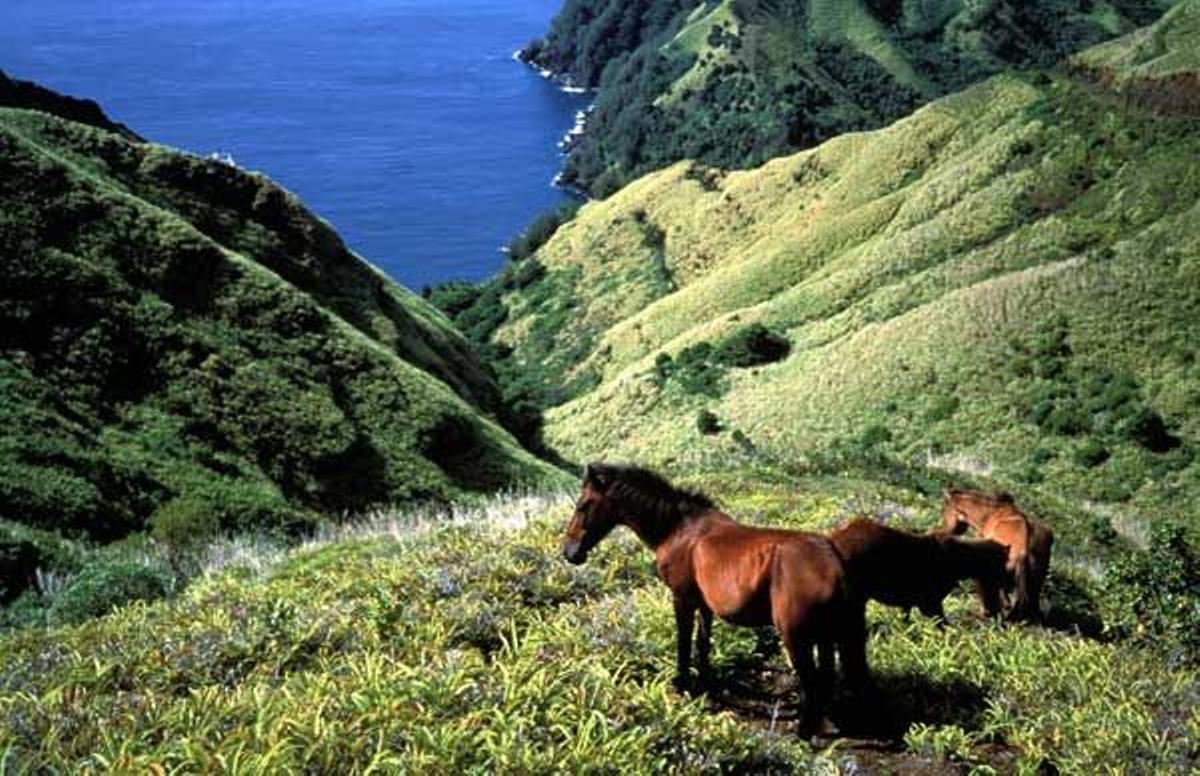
[1,0,585,289]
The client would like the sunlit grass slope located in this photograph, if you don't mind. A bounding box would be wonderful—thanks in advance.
[1,480,1195,773]
[0,101,561,547]
[494,4,1200,527]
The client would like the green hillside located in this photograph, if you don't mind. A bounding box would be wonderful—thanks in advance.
[0,88,561,563]
[452,1,1200,530]
[523,0,1176,195]
[2,481,1196,772]
[3,9,1200,771]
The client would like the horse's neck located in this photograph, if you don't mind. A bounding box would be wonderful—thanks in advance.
[626,508,711,551]
[624,512,681,551]
[963,503,998,530]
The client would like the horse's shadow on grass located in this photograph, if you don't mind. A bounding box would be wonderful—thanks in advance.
[1037,572,1107,641]
[696,635,989,743]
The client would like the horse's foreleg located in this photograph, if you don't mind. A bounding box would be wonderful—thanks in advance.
[919,599,947,626]
[672,598,696,690]
[695,605,713,684]
[976,578,1003,619]
[839,603,871,693]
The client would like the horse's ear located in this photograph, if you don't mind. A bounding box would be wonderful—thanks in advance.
[584,462,610,489]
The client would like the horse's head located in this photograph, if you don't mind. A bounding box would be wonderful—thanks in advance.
[562,463,622,565]
[941,492,969,534]
[942,488,1013,534]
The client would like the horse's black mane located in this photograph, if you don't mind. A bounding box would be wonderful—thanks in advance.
[588,463,714,523]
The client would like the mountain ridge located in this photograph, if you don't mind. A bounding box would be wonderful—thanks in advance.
[452,1,1200,529]
[522,0,1178,195]
[0,95,561,556]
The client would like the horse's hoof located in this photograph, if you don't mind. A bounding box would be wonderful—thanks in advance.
[671,674,692,693]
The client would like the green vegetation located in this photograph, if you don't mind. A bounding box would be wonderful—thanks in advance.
[0,94,563,609]
[3,5,1200,771]
[465,4,1200,537]
[2,477,1196,772]
[523,0,1177,194]
[507,200,582,261]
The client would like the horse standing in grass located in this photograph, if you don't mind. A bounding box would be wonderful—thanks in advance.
[562,463,866,734]
[941,489,1054,621]
[829,518,1012,621]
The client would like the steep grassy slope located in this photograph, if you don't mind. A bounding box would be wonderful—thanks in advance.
[467,2,1200,530]
[1,480,1196,772]
[525,0,1176,194]
[0,99,560,552]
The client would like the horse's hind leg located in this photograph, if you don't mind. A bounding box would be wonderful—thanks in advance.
[839,603,871,693]
[1008,558,1032,622]
[817,641,836,707]
[780,632,835,736]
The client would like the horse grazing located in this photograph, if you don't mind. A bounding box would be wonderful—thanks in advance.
[829,518,1011,622]
[562,463,865,733]
[941,489,1054,621]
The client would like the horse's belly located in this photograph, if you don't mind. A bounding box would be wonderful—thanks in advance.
[710,588,773,627]
[697,566,774,627]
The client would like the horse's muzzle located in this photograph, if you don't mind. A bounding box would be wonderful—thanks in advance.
[563,540,586,565]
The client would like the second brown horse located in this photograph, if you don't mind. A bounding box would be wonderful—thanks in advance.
[942,489,1054,621]
[562,463,865,733]
[829,517,1011,621]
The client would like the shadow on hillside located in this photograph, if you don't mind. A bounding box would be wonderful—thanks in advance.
[696,646,990,741]
[1038,572,1107,641]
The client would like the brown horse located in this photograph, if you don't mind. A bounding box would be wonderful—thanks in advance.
[941,489,1054,621]
[829,518,1011,622]
[562,463,866,733]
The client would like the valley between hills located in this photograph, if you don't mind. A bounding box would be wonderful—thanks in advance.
[2,1,1199,772]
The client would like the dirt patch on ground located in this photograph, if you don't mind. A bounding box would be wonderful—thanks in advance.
[694,648,1020,774]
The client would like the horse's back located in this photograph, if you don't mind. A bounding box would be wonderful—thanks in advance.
[690,520,843,630]
[831,518,955,605]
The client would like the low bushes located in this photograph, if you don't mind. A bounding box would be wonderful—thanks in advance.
[1099,520,1200,666]
[46,558,172,626]
[654,325,791,397]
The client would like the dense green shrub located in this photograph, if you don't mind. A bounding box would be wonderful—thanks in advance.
[1100,521,1200,665]
[1009,324,1189,473]
[696,409,722,435]
[0,536,40,605]
[48,559,172,626]
[422,281,481,317]
[507,202,581,261]
[924,395,961,423]
[714,324,791,368]
[653,343,725,397]
[1073,439,1111,468]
